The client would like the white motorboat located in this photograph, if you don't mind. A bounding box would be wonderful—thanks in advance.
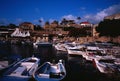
[33,41,52,48]
[0,61,9,71]
[33,60,66,81]
[54,43,67,52]
[65,43,86,55]
[82,48,116,62]
[67,48,85,56]
[93,58,120,74]
[2,56,40,81]
[82,49,98,61]
[64,42,85,50]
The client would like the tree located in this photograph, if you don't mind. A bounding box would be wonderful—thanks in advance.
[52,20,58,25]
[34,25,43,31]
[77,17,81,24]
[39,19,42,23]
[39,19,42,26]
[44,21,50,29]
[68,27,91,37]
[8,23,17,28]
[60,18,68,25]
[96,19,120,37]
[77,17,81,21]
[45,21,50,25]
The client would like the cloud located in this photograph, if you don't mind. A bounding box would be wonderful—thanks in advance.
[33,18,45,26]
[62,15,77,20]
[61,15,80,23]
[49,19,55,23]
[83,4,120,24]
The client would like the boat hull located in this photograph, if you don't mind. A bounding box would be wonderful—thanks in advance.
[33,60,66,81]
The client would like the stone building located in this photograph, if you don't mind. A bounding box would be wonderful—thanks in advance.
[19,22,34,31]
[80,21,92,27]
[92,24,99,37]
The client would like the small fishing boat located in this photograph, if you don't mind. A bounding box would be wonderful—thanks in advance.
[93,58,120,74]
[54,43,67,52]
[67,48,84,56]
[1,56,40,81]
[33,60,66,81]
[0,61,9,71]
[33,41,52,48]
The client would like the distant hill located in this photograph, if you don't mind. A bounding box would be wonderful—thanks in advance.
[104,13,120,20]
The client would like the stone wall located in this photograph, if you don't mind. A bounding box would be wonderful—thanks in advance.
[63,36,120,44]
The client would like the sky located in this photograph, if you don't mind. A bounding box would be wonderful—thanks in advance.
[0,0,120,26]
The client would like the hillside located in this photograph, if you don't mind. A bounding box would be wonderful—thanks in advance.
[104,13,120,20]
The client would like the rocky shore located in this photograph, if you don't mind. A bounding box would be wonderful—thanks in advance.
[0,36,120,45]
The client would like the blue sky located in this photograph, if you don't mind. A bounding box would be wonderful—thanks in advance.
[0,0,120,25]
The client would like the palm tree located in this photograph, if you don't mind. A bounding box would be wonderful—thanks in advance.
[77,17,81,24]
[77,17,81,20]
[44,21,50,29]
[61,18,67,25]
[45,21,50,25]
[39,19,42,26]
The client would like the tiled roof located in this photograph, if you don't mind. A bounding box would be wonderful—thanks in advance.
[80,22,90,24]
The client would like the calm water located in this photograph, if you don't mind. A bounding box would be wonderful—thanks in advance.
[0,43,120,81]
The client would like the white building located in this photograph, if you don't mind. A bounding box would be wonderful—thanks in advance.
[80,21,92,27]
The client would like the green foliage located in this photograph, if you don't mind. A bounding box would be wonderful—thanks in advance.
[63,27,92,37]
[63,27,75,31]
[34,25,44,31]
[96,19,120,37]
[0,23,18,28]
[45,21,50,25]
[8,23,18,28]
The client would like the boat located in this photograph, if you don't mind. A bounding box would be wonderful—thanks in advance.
[33,60,66,81]
[82,48,115,62]
[67,48,85,56]
[33,41,52,48]
[82,49,97,61]
[54,43,67,52]
[65,43,86,55]
[93,57,120,74]
[0,61,9,71]
[1,56,40,81]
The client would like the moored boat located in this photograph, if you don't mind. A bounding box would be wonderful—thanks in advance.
[33,60,66,81]
[1,56,40,81]
[67,48,84,56]
[33,41,52,48]
[93,57,120,74]
[0,61,9,71]
[54,43,67,52]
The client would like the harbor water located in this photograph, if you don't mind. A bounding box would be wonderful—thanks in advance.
[0,42,120,81]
